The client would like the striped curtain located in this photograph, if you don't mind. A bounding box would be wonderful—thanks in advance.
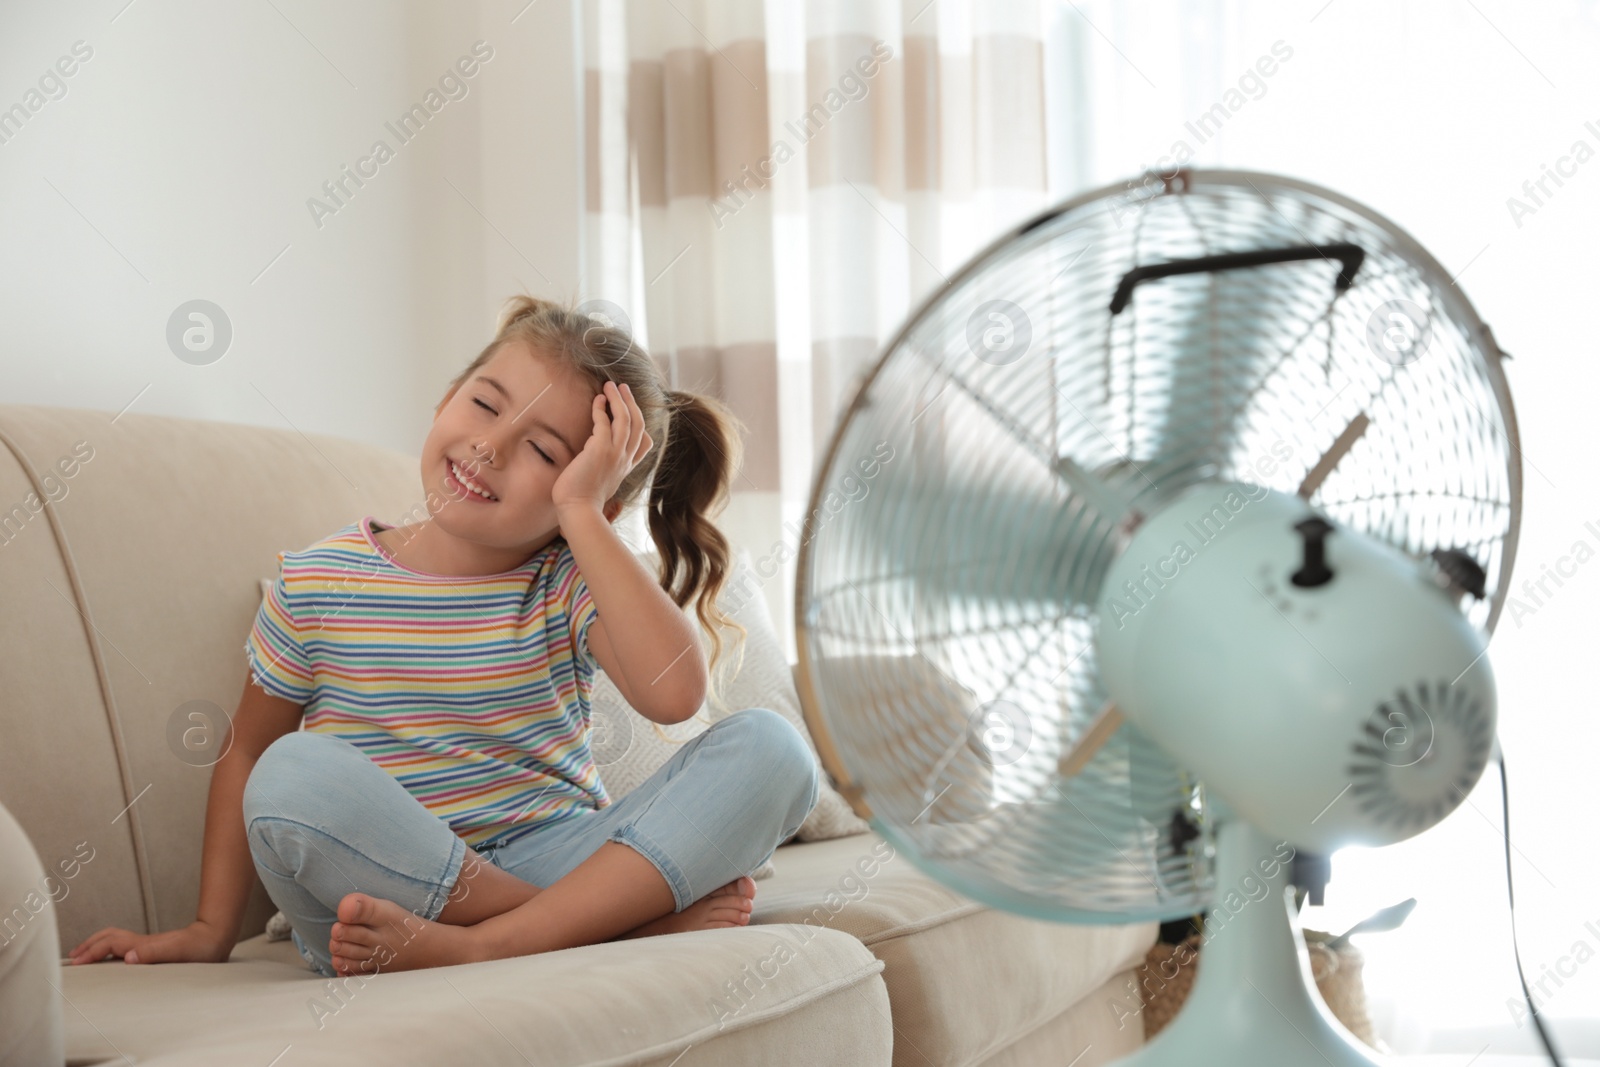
[583,0,1054,657]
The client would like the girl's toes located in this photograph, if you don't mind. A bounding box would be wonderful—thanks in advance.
[331,934,376,960]
[334,921,379,947]
[713,902,751,925]
[333,953,364,977]
[336,892,377,925]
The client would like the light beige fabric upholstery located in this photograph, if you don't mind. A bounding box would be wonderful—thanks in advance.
[749,832,1156,1067]
[974,972,1146,1067]
[0,799,64,1067]
[51,924,886,1067]
[586,543,869,845]
[1,403,1154,1066]
[807,653,993,829]
[0,404,433,950]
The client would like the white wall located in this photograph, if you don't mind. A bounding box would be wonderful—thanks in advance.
[0,0,582,462]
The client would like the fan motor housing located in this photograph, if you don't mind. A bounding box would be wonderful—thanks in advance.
[1094,482,1497,854]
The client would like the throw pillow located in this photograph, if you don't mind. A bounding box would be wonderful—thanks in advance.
[687,548,873,843]
[586,638,777,880]
[586,541,880,869]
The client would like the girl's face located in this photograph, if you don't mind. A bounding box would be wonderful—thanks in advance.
[423,340,604,553]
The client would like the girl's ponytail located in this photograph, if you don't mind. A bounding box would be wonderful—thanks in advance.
[648,389,748,710]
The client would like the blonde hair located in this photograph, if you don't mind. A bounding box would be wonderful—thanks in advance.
[447,294,749,728]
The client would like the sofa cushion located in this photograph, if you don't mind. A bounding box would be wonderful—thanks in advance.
[0,404,438,952]
[750,832,1159,1067]
[0,415,158,952]
[701,547,872,842]
[973,972,1146,1067]
[58,923,891,1066]
[595,545,871,844]
[0,799,64,1066]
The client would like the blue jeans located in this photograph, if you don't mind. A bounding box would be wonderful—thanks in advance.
[241,707,819,978]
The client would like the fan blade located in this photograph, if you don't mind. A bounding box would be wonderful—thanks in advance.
[1297,412,1370,498]
[825,481,1121,616]
[1327,897,1417,949]
[1056,701,1124,778]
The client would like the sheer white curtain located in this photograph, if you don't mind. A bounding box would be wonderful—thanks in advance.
[581,0,1077,656]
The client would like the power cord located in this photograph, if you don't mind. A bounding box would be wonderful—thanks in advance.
[1497,746,1566,1066]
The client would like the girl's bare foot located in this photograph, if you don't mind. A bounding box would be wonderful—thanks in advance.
[329,873,759,974]
[329,892,476,975]
[615,874,757,940]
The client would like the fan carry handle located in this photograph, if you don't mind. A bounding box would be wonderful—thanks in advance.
[1108,242,1367,315]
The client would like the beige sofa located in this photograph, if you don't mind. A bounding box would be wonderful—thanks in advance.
[0,403,1156,1066]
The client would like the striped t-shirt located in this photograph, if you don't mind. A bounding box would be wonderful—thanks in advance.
[243,516,605,850]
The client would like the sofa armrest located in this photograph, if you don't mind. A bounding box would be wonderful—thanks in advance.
[0,799,64,1067]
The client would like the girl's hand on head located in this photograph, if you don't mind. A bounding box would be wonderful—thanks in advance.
[552,381,652,520]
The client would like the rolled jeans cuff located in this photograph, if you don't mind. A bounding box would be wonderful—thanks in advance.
[607,823,694,913]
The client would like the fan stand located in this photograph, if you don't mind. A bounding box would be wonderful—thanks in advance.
[1112,817,1383,1067]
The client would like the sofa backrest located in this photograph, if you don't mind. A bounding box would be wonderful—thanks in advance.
[0,403,443,950]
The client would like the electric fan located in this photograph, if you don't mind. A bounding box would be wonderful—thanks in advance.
[793,168,1519,1066]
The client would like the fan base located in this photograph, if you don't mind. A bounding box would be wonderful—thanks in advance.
[1110,820,1384,1067]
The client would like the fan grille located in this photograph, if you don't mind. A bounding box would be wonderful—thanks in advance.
[795,169,1520,924]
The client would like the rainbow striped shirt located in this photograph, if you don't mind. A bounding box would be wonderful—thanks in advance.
[243,516,605,849]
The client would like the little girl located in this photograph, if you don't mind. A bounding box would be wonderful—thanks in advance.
[67,295,820,978]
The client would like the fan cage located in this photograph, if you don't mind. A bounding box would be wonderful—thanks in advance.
[794,168,1521,925]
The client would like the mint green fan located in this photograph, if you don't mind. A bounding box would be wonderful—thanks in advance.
[794,168,1520,1066]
